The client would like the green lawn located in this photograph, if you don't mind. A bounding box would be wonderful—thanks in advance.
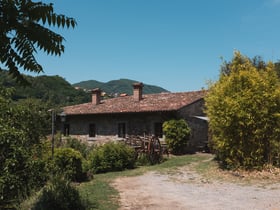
[78,153,214,210]
[20,153,215,210]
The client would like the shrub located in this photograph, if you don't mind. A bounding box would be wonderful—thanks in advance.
[205,52,280,169]
[63,137,92,158]
[88,142,136,173]
[163,119,191,154]
[53,148,85,182]
[270,140,280,166]
[32,177,86,210]
[136,153,151,166]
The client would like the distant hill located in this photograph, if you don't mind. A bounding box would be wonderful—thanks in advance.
[0,71,168,106]
[73,79,169,95]
[0,70,90,106]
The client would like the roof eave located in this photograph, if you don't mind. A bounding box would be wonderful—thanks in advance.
[63,109,178,116]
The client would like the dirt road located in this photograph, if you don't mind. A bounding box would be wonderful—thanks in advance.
[113,168,280,210]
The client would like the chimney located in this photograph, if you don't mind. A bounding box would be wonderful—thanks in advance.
[133,82,144,101]
[91,88,101,105]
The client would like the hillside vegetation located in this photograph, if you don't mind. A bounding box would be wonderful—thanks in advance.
[0,70,90,106]
[0,71,168,107]
[73,78,169,95]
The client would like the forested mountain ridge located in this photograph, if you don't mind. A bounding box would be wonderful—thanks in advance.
[73,78,169,95]
[0,70,90,106]
[0,71,168,106]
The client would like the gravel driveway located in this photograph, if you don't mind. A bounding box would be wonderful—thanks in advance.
[113,165,280,210]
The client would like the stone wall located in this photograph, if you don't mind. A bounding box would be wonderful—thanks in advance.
[185,116,208,151]
[177,98,205,117]
[176,99,208,151]
[59,99,208,151]
[61,112,176,143]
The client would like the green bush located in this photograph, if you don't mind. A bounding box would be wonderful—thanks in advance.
[205,52,280,169]
[63,137,92,158]
[88,142,136,173]
[136,153,151,166]
[32,177,86,210]
[163,119,191,154]
[53,148,85,182]
[270,140,280,166]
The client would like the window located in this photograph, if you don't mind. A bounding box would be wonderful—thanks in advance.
[89,123,96,137]
[154,122,163,138]
[63,124,70,136]
[118,123,126,138]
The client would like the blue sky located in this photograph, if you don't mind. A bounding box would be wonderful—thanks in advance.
[35,0,280,92]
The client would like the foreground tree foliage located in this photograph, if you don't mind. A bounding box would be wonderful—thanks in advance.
[0,0,76,82]
[0,87,50,208]
[205,52,280,169]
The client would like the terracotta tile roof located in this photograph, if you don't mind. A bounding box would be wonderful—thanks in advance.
[62,90,207,115]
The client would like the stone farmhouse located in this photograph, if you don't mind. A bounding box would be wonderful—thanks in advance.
[59,83,208,151]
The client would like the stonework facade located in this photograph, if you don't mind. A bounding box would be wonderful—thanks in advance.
[60,83,208,151]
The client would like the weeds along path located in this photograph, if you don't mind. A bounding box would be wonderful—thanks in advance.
[112,158,280,210]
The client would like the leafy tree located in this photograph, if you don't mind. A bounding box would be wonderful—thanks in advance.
[205,51,280,169]
[221,55,268,76]
[162,119,191,154]
[274,61,280,78]
[0,87,50,208]
[0,0,76,82]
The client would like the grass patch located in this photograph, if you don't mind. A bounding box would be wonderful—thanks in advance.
[19,191,41,210]
[21,153,217,209]
[78,153,215,209]
[155,153,212,171]
[77,168,147,210]
[192,155,217,174]
[78,176,118,210]
[77,153,280,209]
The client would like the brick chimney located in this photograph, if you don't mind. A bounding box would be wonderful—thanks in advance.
[91,88,101,105]
[133,82,144,101]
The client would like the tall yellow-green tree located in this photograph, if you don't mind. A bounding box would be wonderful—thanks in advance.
[205,51,280,169]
